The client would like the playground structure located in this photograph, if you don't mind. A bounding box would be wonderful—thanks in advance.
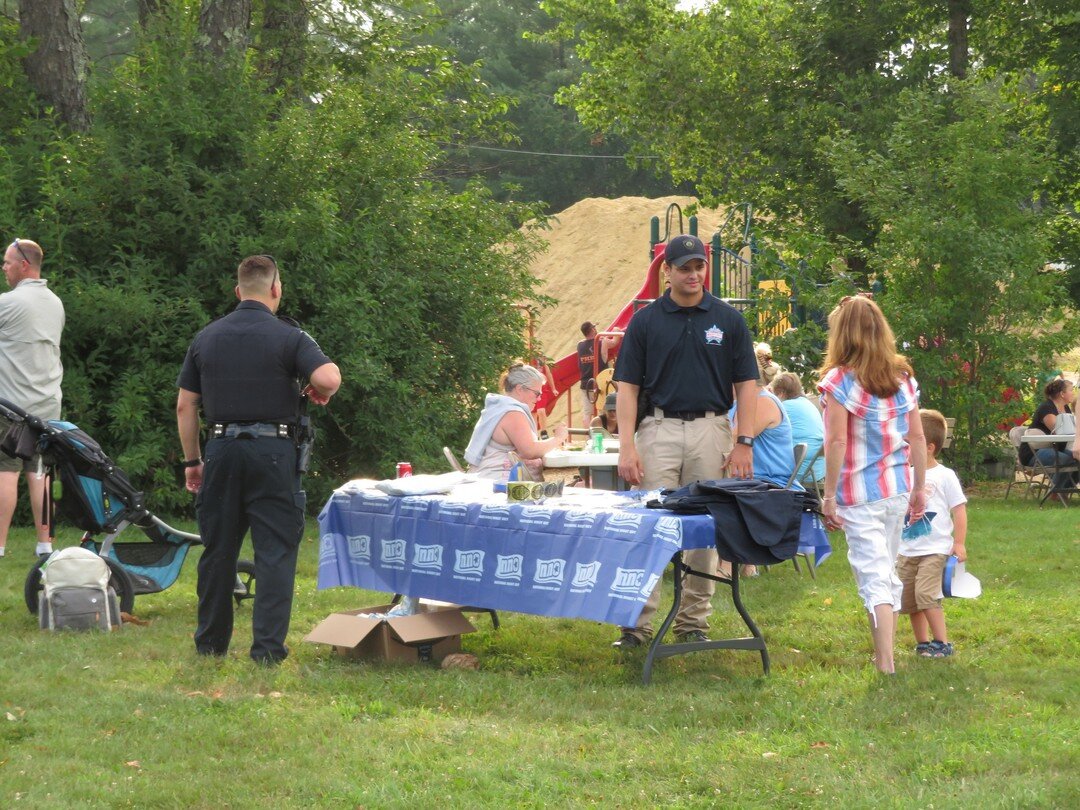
[533,203,805,428]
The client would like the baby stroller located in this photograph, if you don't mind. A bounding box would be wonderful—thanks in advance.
[0,398,255,616]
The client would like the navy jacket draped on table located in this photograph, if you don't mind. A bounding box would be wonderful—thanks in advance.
[650,478,820,565]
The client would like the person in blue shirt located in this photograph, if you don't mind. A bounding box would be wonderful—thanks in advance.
[730,378,800,577]
[770,372,825,486]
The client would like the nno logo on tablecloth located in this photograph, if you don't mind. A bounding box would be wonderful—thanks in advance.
[412,544,443,570]
[639,572,662,597]
[381,538,406,566]
[437,502,468,518]
[479,503,512,523]
[519,505,554,526]
[571,561,602,590]
[611,567,646,593]
[534,558,566,586]
[605,512,643,535]
[494,554,523,583]
[319,534,337,563]
[562,509,598,529]
[454,549,484,577]
[347,534,371,563]
[655,516,683,546]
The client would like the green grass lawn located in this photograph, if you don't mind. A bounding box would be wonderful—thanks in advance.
[1,485,1076,807]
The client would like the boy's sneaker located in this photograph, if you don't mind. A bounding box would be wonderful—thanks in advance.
[926,640,954,658]
[915,641,934,657]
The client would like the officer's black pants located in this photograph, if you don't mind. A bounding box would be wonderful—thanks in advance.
[195,435,305,662]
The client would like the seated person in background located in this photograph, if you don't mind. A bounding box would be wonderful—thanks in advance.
[755,342,782,387]
[730,381,800,490]
[589,392,620,437]
[1018,377,1077,498]
[729,379,800,577]
[464,362,568,481]
[770,372,825,484]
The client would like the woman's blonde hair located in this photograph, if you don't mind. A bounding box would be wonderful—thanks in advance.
[817,295,913,397]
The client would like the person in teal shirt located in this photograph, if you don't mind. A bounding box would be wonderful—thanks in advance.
[770,371,825,485]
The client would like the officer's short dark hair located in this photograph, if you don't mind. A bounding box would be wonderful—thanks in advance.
[237,255,278,293]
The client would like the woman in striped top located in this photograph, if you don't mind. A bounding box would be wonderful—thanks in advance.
[817,296,927,674]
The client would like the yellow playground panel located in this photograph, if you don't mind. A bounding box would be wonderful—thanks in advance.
[756,279,791,338]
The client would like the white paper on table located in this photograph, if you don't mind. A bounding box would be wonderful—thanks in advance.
[373,471,472,496]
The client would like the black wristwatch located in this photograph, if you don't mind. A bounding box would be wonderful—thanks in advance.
[736,435,754,448]
[181,458,202,468]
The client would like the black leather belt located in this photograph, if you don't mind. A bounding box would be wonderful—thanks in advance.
[209,422,294,439]
[646,407,716,421]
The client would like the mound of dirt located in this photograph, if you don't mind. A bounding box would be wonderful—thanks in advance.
[521,195,741,427]
[528,196,734,362]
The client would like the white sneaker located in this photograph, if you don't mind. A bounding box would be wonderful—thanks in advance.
[35,543,53,556]
[0,547,6,557]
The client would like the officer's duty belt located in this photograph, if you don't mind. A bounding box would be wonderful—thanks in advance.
[646,407,717,421]
[209,422,294,439]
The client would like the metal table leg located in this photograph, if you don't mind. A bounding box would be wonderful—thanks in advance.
[641,553,770,685]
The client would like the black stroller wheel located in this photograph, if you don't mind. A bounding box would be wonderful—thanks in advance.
[24,554,136,615]
[24,557,47,614]
[234,559,256,606]
[102,558,136,615]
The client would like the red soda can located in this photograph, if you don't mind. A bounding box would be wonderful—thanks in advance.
[396,462,413,478]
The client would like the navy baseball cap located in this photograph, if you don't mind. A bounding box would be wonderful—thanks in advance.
[664,235,707,268]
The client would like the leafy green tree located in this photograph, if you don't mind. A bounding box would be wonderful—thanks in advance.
[427,0,678,212]
[828,80,1074,473]
[1,3,546,514]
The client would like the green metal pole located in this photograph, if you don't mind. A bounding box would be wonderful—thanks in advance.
[711,233,722,296]
[649,216,659,260]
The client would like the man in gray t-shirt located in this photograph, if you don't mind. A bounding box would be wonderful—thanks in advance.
[0,238,65,558]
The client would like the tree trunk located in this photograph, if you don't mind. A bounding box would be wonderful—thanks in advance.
[947,0,970,79]
[198,0,252,60]
[259,0,308,98]
[18,0,91,132]
[138,0,165,30]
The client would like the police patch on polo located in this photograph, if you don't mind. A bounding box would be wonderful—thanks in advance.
[704,324,724,345]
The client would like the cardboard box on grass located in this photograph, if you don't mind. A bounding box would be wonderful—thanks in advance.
[304,600,475,664]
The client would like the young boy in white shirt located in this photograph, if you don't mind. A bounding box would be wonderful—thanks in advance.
[897,409,968,658]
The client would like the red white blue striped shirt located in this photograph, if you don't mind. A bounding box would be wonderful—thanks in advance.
[818,368,920,507]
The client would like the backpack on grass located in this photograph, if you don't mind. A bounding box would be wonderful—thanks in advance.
[39,547,121,631]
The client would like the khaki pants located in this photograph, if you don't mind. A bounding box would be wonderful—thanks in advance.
[623,413,732,638]
[579,386,595,425]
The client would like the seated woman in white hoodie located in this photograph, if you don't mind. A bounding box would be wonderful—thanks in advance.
[464,363,568,481]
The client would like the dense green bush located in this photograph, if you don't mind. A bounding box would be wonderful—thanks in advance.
[0,9,545,515]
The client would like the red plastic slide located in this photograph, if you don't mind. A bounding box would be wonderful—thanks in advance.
[537,246,668,420]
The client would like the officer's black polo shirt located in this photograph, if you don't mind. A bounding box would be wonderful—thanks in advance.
[613,290,759,413]
[176,300,331,423]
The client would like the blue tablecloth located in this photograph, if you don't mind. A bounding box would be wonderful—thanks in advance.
[317,482,716,627]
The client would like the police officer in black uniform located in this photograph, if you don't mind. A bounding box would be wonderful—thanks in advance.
[176,255,341,663]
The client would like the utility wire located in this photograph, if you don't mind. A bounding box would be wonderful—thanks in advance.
[447,143,663,160]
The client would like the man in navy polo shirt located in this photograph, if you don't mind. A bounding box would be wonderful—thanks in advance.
[612,234,759,647]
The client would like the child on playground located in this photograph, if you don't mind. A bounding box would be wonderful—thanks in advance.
[897,409,968,658]
[818,295,927,674]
